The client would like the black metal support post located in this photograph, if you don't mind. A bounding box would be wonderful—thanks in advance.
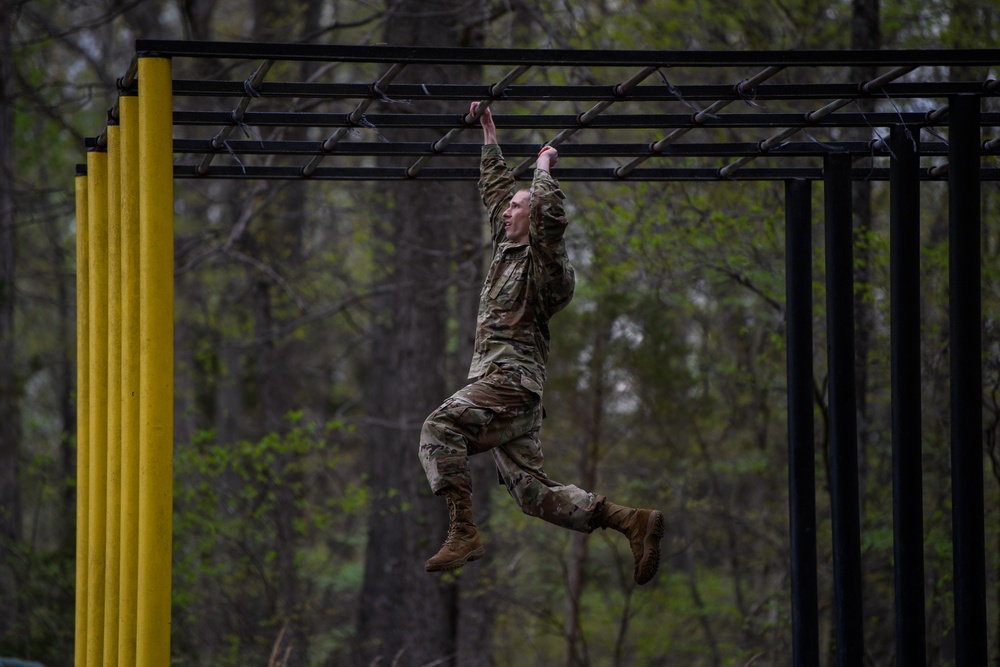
[785,179,819,667]
[948,94,987,667]
[824,151,864,667]
[889,125,926,667]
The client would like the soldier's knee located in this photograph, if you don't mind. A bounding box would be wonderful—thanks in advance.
[421,406,451,441]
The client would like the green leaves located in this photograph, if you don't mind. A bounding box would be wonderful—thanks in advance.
[173,415,365,666]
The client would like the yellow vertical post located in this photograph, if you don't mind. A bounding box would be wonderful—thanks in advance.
[136,56,173,667]
[103,122,122,667]
[85,148,108,667]
[117,92,140,667]
[74,166,90,667]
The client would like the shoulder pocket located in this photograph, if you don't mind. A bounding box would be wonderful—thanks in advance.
[488,250,529,300]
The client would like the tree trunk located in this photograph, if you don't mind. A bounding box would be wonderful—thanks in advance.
[236,0,327,659]
[564,314,609,667]
[358,173,456,666]
[0,0,23,647]
[850,0,878,472]
[56,217,76,548]
[356,3,487,665]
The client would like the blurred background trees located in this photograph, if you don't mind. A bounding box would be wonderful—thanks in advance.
[1,0,999,665]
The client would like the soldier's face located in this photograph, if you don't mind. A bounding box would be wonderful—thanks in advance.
[503,190,530,244]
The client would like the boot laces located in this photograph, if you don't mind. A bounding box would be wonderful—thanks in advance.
[443,498,462,547]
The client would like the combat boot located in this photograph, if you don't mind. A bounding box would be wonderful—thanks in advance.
[425,494,485,572]
[597,501,665,585]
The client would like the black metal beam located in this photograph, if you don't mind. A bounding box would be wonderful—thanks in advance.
[170,139,952,158]
[167,164,1000,181]
[948,94,987,667]
[785,178,819,667]
[135,41,1000,68]
[889,124,927,667]
[824,151,864,667]
[164,80,996,102]
[173,165,834,180]
[171,111,1000,129]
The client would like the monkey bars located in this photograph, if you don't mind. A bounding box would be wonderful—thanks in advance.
[75,42,998,667]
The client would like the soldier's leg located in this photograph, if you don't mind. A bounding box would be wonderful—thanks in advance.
[493,428,665,584]
[419,369,538,496]
[419,369,539,572]
[419,397,484,497]
[492,429,604,533]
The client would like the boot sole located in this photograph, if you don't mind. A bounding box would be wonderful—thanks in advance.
[424,545,486,572]
[635,511,665,585]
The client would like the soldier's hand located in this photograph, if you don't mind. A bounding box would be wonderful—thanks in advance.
[471,102,494,129]
[472,102,498,145]
[536,145,558,172]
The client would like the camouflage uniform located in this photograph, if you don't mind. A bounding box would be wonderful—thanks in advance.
[419,144,603,534]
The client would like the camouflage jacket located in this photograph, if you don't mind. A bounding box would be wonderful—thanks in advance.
[467,144,576,386]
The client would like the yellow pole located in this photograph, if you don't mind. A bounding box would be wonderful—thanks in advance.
[103,122,122,667]
[74,168,90,667]
[117,93,140,667]
[136,56,173,667]
[85,148,108,667]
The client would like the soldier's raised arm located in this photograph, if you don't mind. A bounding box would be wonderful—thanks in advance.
[475,102,497,145]
[472,103,515,242]
[529,145,568,245]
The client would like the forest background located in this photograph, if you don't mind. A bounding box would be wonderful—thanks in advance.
[1,0,999,665]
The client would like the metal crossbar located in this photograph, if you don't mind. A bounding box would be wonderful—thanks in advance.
[159,80,994,101]
[134,40,1000,67]
[301,62,407,176]
[406,65,531,177]
[170,139,951,158]
[172,111,999,129]
[84,42,1000,182]
[196,59,274,175]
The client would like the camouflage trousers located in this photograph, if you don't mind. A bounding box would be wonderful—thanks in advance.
[419,365,603,533]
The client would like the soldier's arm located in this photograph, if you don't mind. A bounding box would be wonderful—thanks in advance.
[530,146,575,314]
[475,102,497,146]
[529,146,569,247]
[473,103,514,242]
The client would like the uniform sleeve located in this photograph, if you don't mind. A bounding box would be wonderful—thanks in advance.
[478,144,515,245]
[529,169,575,316]
[529,169,568,246]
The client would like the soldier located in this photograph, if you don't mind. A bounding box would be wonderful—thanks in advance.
[418,102,665,585]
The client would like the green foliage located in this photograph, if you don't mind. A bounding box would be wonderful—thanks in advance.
[173,414,367,666]
[0,452,76,665]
